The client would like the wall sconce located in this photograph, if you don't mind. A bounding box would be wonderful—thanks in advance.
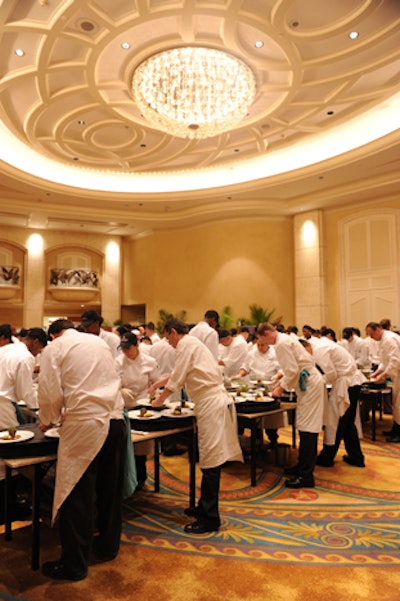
[301,220,318,248]
[27,233,44,256]
[106,241,120,264]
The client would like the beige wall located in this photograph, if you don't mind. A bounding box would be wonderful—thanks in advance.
[0,226,121,328]
[122,218,295,327]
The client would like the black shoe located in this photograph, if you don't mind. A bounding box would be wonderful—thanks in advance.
[386,435,400,443]
[92,537,117,562]
[284,464,299,476]
[285,476,315,489]
[316,456,334,467]
[184,506,200,517]
[42,561,86,581]
[343,455,365,467]
[184,521,219,534]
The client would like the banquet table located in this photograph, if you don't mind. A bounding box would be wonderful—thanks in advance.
[0,423,58,570]
[236,401,297,486]
[129,413,197,505]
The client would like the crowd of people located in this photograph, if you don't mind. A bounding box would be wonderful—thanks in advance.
[0,309,398,581]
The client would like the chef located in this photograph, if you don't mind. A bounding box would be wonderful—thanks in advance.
[38,319,127,581]
[150,317,243,534]
[310,333,366,467]
[256,322,325,488]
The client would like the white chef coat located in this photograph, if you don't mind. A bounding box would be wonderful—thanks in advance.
[114,351,161,408]
[312,337,366,444]
[273,333,324,433]
[219,337,249,378]
[0,342,37,479]
[165,335,243,469]
[241,345,280,381]
[149,338,176,375]
[150,332,161,344]
[38,329,124,524]
[189,321,219,361]
[99,328,121,358]
[376,330,400,423]
[338,336,370,369]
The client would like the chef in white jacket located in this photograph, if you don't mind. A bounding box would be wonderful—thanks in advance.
[38,319,126,581]
[150,318,243,534]
[366,321,400,442]
[257,323,325,488]
[310,332,366,467]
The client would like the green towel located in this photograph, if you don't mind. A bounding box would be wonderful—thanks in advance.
[122,409,137,499]
[299,370,310,392]
[13,402,26,425]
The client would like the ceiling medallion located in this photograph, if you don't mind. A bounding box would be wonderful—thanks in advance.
[132,47,256,139]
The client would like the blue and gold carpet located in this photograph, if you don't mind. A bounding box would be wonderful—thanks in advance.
[122,428,400,567]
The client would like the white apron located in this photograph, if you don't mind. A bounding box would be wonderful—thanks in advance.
[52,414,110,524]
[194,389,243,469]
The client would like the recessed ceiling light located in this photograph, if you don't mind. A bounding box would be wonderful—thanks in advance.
[327,110,334,116]
[121,42,131,50]
[80,21,95,32]
[349,31,359,40]
[78,120,85,125]
[15,49,25,57]
[255,40,264,48]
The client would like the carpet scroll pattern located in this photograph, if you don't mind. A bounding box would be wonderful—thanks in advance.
[122,429,400,567]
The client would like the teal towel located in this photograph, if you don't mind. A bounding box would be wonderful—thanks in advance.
[122,409,137,499]
[12,402,26,425]
[299,370,310,391]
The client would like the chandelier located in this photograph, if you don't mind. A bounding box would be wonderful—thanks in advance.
[132,46,256,140]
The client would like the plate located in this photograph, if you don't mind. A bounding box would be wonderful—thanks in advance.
[161,408,193,418]
[165,399,194,410]
[0,429,34,444]
[128,409,161,420]
[44,427,61,438]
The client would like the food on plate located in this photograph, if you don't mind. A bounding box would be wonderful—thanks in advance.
[2,426,20,441]
[172,406,182,415]
[139,407,153,418]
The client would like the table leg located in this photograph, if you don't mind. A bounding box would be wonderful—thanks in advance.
[5,465,12,541]
[153,440,160,492]
[291,408,296,448]
[188,428,197,507]
[31,464,41,570]
[371,395,376,441]
[250,421,257,487]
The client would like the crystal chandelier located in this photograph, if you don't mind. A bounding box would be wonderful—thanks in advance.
[132,46,256,139]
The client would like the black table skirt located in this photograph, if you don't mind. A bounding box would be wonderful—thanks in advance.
[0,423,58,460]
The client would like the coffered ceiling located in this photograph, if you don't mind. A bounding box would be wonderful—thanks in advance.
[0,0,399,238]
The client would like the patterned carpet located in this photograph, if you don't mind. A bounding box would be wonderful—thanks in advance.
[122,425,400,567]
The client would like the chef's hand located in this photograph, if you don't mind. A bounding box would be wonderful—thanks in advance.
[271,383,284,398]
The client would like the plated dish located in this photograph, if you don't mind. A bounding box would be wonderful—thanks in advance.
[0,430,35,443]
[128,409,161,420]
[161,408,193,418]
[44,427,61,438]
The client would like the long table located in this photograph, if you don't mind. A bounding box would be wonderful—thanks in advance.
[236,401,297,486]
[1,419,197,571]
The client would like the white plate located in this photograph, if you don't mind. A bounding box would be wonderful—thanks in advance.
[128,409,161,420]
[44,427,61,438]
[0,429,34,444]
[135,397,154,407]
[161,408,193,418]
[165,399,194,410]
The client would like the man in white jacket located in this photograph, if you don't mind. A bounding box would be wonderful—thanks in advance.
[257,323,325,489]
[311,332,366,467]
[150,318,243,534]
[38,319,127,581]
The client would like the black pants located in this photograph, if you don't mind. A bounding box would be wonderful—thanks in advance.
[196,466,221,529]
[319,385,364,464]
[298,431,318,481]
[59,419,127,577]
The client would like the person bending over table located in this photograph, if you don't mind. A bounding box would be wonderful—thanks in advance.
[38,319,127,582]
[256,323,325,488]
[149,318,243,535]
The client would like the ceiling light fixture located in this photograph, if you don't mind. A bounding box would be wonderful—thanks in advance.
[15,48,25,56]
[349,31,359,40]
[132,46,256,139]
